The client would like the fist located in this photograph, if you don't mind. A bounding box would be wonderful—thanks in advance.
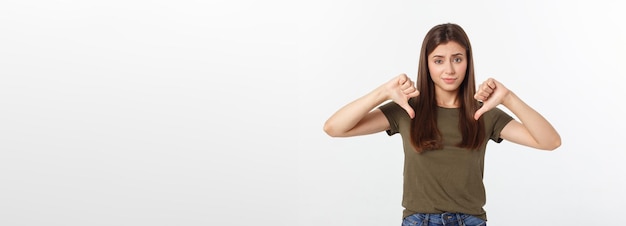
[386,74,420,118]
[474,78,510,120]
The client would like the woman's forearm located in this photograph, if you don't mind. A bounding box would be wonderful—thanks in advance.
[501,92,562,150]
[323,85,388,137]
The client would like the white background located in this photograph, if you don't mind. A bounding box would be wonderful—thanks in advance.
[1,0,624,225]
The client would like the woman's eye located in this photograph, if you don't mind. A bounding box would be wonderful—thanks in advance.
[434,60,443,64]
[454,58,462,63]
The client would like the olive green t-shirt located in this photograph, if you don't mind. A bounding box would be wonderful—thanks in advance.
[379,101,513,221]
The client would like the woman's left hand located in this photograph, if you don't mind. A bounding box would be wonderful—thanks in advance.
[474,78,511,120]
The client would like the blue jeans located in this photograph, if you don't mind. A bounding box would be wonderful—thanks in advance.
[402,213,486,226]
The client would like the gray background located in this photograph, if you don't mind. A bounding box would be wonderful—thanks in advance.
[1,0,624,225]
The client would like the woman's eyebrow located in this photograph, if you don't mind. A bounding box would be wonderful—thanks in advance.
[431,53,464,58]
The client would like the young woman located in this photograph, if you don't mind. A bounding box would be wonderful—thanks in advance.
[323,23,561,226]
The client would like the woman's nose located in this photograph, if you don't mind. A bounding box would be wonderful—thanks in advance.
[445,62,455,75]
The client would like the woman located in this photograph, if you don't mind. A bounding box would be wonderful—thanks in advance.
[323,23,561,226]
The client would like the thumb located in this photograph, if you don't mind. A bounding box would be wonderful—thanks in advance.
[474,107,486,120]
[399,102,415,119]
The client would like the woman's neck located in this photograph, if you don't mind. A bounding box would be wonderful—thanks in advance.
[436,90,460,108]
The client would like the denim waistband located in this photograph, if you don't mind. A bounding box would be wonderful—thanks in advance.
[412,212,469,224]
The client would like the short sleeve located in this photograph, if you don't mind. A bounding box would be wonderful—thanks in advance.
[378,101,408,136]
[484,107,514,143]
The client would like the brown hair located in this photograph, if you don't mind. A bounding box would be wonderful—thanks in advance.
[409,23,485,152]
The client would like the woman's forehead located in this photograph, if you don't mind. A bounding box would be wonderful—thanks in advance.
[429,41,466,56]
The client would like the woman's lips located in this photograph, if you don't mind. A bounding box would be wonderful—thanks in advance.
[443,78,456,84]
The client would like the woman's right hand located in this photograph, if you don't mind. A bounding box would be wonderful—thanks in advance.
[385,74,420,118]
[323,73,419,137]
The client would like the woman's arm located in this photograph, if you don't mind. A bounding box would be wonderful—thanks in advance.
[474,78,561,150]
[323,74,419,137]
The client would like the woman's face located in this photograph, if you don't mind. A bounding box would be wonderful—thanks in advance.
[427,41,468,94]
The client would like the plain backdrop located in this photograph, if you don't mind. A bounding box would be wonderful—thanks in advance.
[0,0,624,226]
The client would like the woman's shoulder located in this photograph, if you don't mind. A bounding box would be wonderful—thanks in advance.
[481,106,514,127]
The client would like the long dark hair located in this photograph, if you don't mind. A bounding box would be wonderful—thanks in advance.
[409,23,485,153]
